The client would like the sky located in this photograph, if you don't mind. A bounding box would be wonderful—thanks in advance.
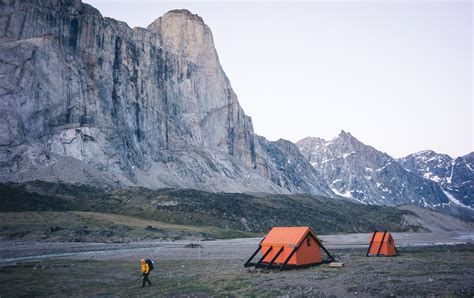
[85,0,473,158]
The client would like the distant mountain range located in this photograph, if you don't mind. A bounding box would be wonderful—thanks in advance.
[296,131,473,218]
[0,0,471,219]
[399,151,473,208]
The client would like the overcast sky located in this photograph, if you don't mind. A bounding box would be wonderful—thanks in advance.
[85,0,472,158]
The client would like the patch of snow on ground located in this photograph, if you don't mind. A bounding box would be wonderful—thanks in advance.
[421,198,428,207]
[423,172,442,183]
[320,158,336,164]
[330,187,352,198]
[466,163,473,171]
[343,152,355,158]
[375,162,391,172]
[330,187,366,204]
[442,188,472,209]
[456,233,474,241]
[447,161,455,184]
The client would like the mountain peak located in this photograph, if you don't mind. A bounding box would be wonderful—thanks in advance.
[148,9,206,32]
[404,150,453,162]
[463,152,474,159]
[338,130,352,138]
[296,136,326,144]
[148,9,216,65]
[413,150,436,156]
[163,9,204,23]
[334,130,360,145]
[296,131,450,208]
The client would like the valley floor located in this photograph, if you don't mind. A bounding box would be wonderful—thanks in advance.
[1,232,473,296]
[1,231,473,263]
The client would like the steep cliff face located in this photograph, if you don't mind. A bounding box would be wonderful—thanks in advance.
[0,0,333,196]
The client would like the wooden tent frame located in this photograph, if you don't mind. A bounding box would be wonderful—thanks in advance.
[366,230,399,257]
[244,230,335,270]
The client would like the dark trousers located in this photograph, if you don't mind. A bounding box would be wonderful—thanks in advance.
[142,273,152,287]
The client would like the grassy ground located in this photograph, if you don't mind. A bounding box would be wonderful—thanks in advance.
[1,245,473,296]
[0,211,257,242]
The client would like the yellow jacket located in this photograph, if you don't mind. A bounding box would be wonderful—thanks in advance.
[141,259,150,274]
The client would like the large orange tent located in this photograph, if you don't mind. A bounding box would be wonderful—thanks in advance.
[366,230,399,257]
[244,227,335,270]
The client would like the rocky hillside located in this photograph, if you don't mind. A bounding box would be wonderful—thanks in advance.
[296,131,449,207]
[1,181,473,242]
[399,151,474,208]
[0,181,435,235]
[0,0,333,196]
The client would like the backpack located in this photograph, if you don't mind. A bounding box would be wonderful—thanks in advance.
[145,259,154,271]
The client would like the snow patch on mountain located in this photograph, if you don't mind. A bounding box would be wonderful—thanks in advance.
[442,189,472,210]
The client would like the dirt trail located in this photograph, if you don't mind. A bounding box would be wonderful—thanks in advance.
[1,231,473,265]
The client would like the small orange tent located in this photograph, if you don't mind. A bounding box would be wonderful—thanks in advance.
[366,230,399,257]
[244,227,335,270]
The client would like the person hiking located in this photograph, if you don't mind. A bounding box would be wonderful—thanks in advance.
[140,258,154,287]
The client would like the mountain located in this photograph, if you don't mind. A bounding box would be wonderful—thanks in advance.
[0,1,333,196]
[399,151,474,208]
[296,131,450,207]
[256,137,334,195]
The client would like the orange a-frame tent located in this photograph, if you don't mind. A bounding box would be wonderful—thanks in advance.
[244,227,335,270]
[366,230,399,257]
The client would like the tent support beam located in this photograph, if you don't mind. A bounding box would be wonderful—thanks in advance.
[366,230,377,256]
[280,245,299,270]
[255,246,273,268]
[244,245,261,267]
[265,246,284,270]
[376,230,387,256]
[310,233,335,262]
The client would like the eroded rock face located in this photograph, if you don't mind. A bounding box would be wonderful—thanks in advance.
[0,0,333,196]
[256,137,334,195]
